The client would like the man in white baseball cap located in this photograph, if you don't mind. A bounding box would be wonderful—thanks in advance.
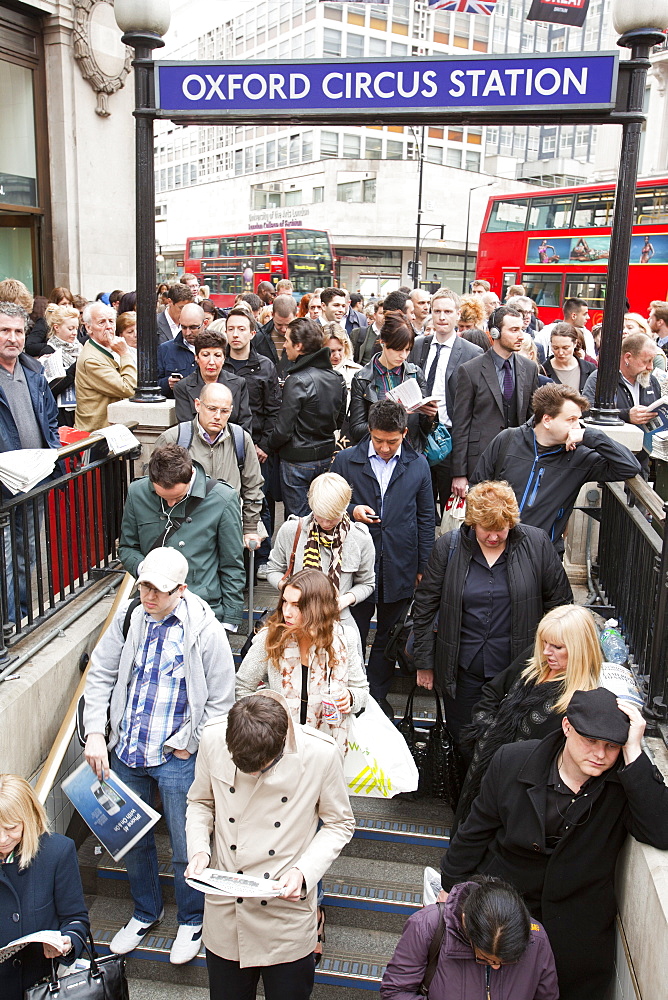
[83,547,235,965]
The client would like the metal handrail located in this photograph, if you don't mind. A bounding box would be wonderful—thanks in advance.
[34,572,136,804]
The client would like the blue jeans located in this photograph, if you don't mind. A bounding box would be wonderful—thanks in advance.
[111,751,203,926]
[280,458,332,518]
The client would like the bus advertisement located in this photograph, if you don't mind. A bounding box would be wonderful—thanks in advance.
[184,227,335,307]
[475,179,668,326]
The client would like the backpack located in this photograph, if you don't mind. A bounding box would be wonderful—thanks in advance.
[176,419,246,470]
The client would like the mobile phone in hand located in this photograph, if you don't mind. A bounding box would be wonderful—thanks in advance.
[171,372,182,380]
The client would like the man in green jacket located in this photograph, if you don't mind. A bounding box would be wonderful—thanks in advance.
[119,443,245,627]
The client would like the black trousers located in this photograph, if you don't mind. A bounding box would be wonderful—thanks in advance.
[352,566,409,701]
[206,949,315,1000]
[430,453,453,516]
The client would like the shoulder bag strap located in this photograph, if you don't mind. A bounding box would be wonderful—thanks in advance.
[300,662,309,726]
[279,517,303,587]
[419,902,446,996]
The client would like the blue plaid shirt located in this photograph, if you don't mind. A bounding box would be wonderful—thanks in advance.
[116,601,189,768]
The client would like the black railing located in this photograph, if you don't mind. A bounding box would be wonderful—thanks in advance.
[595,477,668,736]
[0,434,136,648]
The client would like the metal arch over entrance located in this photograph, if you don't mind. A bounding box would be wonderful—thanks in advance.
[123,26,665,424]
[153,53,620,127]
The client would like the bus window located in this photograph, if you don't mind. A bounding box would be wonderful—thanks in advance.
[270,233,284,255]
[286,229,332,256]
[528,195,574,231]
[634,185,668,225]
[219,238,233,256]
[236,236,251,256]
[565,273,607,310]
[521,273,563,308]
[572,191,614,228]
[485,199,529,232]
[203,239,220,258]
[188,240,204,259]
[253,234,270,255]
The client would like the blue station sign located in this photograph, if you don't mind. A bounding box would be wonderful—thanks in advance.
[155,53,618,123]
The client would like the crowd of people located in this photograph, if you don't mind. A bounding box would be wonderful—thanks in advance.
[1,272,668,1000]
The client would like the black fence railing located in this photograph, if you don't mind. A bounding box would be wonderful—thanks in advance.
[0,435,136,650]
[596,477,668,736]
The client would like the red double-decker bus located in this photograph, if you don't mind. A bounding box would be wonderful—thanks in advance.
[476,179,668,326]
[184,227,336,308]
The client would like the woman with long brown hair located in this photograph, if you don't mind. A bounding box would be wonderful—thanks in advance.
[236,568,368,751]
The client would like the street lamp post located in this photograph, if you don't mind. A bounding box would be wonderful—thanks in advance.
[411,126,426,289]
[114,0,171,403]
[588,0,668,424]
[462,181,495,295]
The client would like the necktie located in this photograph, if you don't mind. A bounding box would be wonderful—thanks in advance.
[502,359,514,401]
[426,343,444,394]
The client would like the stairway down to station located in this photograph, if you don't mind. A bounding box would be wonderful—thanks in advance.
[79,783,452,997]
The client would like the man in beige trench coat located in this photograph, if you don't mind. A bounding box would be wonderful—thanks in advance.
[185,689,355,999]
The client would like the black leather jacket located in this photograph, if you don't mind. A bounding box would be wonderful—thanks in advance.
[268,347,346,461]
[223,347,281,453]
[349,354,434,451]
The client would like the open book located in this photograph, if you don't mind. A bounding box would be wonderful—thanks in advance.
[385,379,440,413]
[642,395,668,434]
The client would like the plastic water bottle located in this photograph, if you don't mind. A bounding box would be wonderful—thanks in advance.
[600,619,628,664]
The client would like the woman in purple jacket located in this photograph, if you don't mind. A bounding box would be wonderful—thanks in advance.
[380,878,558,1000]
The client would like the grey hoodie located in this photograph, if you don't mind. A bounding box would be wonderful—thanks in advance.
[84,590,235,755]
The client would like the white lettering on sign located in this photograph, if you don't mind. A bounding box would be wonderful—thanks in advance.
[179,65,589,105]
[448,65,586,99]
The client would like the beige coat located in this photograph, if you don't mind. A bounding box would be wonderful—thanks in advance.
[186,689,355,967]
[74,339,137,431]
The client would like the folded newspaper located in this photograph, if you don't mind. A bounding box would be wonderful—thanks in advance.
[97,424,141,455]
[0,930,65,963]
[385,379,440,413]
[0,449,58,494]
[186,868,283,897]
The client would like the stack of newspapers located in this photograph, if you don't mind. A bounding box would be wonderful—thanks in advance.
[0,449,58,494]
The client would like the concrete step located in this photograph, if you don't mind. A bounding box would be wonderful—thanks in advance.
[89,896,398,995]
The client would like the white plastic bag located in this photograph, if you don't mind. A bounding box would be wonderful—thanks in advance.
[344,696,419,797]
[438,494,466,537]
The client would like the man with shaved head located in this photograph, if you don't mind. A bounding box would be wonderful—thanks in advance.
[155,382,265,548]
[157,302,206,396]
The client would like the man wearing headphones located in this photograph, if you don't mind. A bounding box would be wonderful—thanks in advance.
[450,306,538,498]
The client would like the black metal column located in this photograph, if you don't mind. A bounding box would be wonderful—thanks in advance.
[122,32,166,403]
[589,28,665,424]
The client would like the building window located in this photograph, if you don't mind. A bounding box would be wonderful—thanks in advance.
[323,27,342,56]
[465,151,481,172]
[266,139,276,168]
[255,145,265,170]
[277,137,288,166]
[234,150,242,176]
[446,148,462,168]
[390,41,407,55]
[313,186,324,203]
[302,131,313,161]
[244,147,253,173]
[427,145,443,164]
[343,134,361,158]
[289,134,300,165]
[365,136,382,159]
[363,178,376,202]
[387,139,403,159]
[321,131,339,157]
[336,178,376,203]
[304,28,316,56]
[347,33,364,57]
[369,37,386,55]
[285,189,302,206]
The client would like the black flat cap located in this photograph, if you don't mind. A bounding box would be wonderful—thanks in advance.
[567,688,630,745]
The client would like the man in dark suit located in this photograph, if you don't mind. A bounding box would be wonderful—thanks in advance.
[410,289,483,509]
[157,283,194,345]
[451,306,538,497]
[157,303,204,396]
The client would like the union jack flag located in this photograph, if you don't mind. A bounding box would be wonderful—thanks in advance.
[427,0,497,13]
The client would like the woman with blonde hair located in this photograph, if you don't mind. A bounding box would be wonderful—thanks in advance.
[266,472,375,641]
[625,311,667,370]
[454,604,612,829]
[413,480,572,749]
[0,774,89,999]
[41,303,82,425]
[236,567,369,750]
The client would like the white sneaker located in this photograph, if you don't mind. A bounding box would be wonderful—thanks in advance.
[256,563,268,579]
[170,923,203,965]
[109,912,163,955]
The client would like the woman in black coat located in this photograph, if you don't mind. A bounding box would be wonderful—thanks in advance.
[454,604,613,832]
[348,315,437,452]
[412,481,572,749]
[542,323,596,391]
[0,775,89,1000]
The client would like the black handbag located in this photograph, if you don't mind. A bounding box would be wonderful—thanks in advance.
[25,931,129,1000]
[398,685,462,806]
[384,600,415,673]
